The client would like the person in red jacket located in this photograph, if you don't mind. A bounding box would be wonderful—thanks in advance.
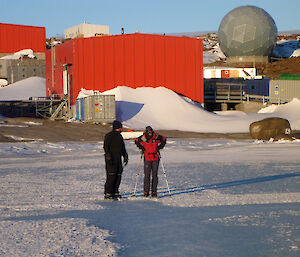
[135,126,166,197]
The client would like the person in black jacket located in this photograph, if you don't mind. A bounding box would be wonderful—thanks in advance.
[103,120,128,200]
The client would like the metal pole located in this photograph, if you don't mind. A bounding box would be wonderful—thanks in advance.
[133,153,143,196]
[159,152,171,196]
[68,72,71,119]
[51,38,55,89]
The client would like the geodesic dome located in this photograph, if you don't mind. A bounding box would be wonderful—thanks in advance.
[218,5,278,57]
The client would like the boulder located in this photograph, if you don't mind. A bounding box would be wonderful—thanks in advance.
[249,117,293,141]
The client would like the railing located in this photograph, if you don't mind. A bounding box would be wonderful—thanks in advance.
[244,94,290,105]
[205,89,291,105]
[204,89,245,103]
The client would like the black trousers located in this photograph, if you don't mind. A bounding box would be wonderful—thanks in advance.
[144,160,159,194]
[104,159,123,196]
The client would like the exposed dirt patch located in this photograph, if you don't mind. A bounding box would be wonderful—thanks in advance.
[0,117,111,142]
[0,117,254,143]
[1,117,299,143]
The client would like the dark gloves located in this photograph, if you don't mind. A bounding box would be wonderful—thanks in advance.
[139,146,145,153]
[104,153,113,165]
[123,155,128,166]
[158,144,164,150]
[104,153,111,160]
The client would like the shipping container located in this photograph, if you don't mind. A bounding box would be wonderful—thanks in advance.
[76,95,115,122]
[269,80,300,103]
[0,23,46,53]
[46,33,204,104]
[76,98,85,120]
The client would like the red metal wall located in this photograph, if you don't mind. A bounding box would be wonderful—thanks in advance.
[0,23,46,53]
[46,40,74,97]
[46,33,203,103]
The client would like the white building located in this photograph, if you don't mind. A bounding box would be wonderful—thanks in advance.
[65,23,110,39]
[203,67,262,79]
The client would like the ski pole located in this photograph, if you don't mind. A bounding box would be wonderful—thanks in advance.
[159,152,171,196]
[133,152,143,196]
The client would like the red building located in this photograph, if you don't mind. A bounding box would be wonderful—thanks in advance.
[0,23,46,53]
[46,33,203,104]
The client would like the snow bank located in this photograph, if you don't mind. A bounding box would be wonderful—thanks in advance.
[0,77,46,100]
[77,88,100,98]
[203,51,220,64]
[100,86,300,132]
[121,131,143,139]
[0,79,8,87]
[258,98,300,130]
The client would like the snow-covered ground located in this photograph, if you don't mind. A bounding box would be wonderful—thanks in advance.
[0,138,300,256]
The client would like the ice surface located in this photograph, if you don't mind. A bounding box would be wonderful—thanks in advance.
[0,139,299,256]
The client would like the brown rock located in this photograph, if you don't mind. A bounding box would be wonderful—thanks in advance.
[249,117,293,141]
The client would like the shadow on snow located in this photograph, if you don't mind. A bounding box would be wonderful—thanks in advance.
[3,172,300,256]
[122,172,300,198]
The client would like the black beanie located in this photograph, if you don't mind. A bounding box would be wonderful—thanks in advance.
[145,126,153,133]
[113,120,122,130]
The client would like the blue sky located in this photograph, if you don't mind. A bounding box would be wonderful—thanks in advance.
[1,0,299,37]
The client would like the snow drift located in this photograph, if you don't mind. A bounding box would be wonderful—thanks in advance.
[100,86,300,133]
[0,77,46,101]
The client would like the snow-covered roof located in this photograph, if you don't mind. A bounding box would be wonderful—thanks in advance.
[0,49,36,60]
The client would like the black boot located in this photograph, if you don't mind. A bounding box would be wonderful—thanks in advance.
[114,192,122,200]
[104,193,115,200]
[151,192,157,198]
